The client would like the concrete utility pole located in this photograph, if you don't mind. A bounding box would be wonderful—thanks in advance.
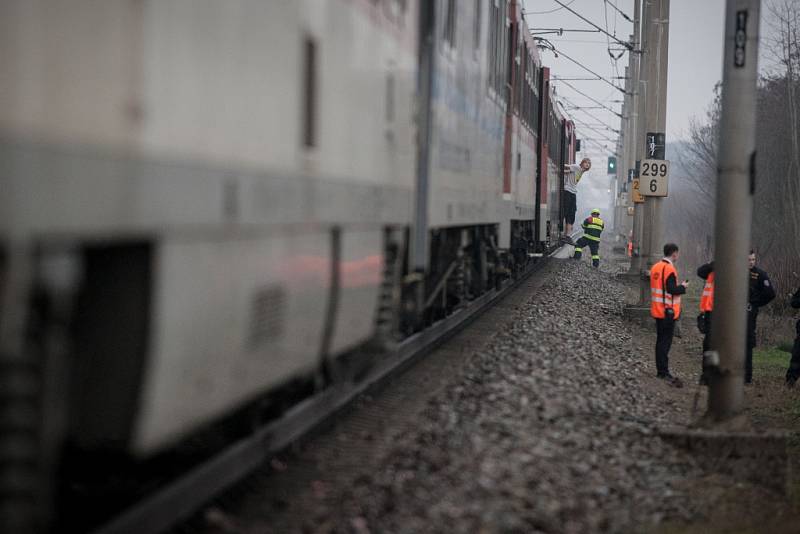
[707,0,761,420]
[626,2,641,246]
[615,64,630,233]
[637,0,670,305]
[621,3,641,244]
[629,0,646,274]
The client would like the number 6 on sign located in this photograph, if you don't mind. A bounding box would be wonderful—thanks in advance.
[640,159,669,197]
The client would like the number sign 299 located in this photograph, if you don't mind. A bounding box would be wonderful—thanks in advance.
[640,159,669,197]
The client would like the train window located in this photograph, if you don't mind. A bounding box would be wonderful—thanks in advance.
[302,36,317,148]
[443,0,457,48]
[487,0,508,101]
[506,25,513,91]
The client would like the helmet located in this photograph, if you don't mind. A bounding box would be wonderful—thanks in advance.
[591,208,601,215]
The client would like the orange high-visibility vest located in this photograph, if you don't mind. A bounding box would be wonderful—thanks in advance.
[700,272,714,312]
[650,260,682,319]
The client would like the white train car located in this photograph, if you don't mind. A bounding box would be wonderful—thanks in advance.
[0,0,579,530]
[0,0,417,458]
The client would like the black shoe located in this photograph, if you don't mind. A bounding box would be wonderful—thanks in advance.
[657,373,683,388]
[787,378,797,388]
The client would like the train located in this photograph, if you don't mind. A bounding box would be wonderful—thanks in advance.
[0,0,578,529]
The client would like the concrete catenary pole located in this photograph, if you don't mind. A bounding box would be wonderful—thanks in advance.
[625,0,642,245]
[638,0,670,305]
[623,0,642,243]
[616,64,630,233]
[629,0,647,274]
[707,0,761,420]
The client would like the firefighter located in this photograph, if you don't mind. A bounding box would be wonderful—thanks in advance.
[785,286,800,387]
[696,260,714,384]
[572,208,604,268]
[746,251,775,384]
[650,243,688,387]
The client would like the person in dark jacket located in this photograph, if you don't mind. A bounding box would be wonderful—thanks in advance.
[746,251,776,384]
[785,287,800,387]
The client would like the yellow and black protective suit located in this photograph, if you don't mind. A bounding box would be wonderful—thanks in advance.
[572,214,604,267]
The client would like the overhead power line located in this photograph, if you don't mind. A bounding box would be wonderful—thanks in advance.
[552,76,628,81]
[604,0,633,22]
[557,96,621,133]
[526,0,577,16]
[530,28,600,35]
[580,138,613,152]
[553,78,623,118]
[535,39,628,95]
[549,0,633,50]
[570,119,618,143]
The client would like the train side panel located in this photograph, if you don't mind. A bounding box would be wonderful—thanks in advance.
[426,1,504,231]
[0,0,419,456]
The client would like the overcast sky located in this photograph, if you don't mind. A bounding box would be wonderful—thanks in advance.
[522,0,728,217]
[523,0,726,145]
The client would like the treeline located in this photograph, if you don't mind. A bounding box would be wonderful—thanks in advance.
[663,1,800,323]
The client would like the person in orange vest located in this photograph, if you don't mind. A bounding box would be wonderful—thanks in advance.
[695,252,775,385]
[696,260,714,384]
[697,260,715,352]
[650,243,688,387]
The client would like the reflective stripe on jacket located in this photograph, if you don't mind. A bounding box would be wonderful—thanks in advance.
[650,260,682,319]
[581,216,604,242]
[700,272,714,312]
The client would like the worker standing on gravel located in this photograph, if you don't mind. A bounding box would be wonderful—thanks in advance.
[572,209,604,268]
[784,286,800,387]
[650,243,688,387]
[746,251,775,384]
[562,158,591,244]
[696,261,714,384]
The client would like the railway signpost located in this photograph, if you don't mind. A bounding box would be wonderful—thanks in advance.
[640,159,669,196]
[631,178,645,203]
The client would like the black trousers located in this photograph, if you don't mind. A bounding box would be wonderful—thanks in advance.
[564,191,577,225]
[745,309,757,383]
[700,311,712,382]
[655,317,675,377]
[786,323,800,383]
[573,237,600,267]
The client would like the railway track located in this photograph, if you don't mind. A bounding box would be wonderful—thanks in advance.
[94,238,577,534]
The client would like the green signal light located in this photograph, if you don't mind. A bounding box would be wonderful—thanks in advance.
[607,156,617,174]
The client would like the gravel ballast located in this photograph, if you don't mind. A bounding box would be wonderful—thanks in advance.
[190,253,795,534]
[323,260,702,533]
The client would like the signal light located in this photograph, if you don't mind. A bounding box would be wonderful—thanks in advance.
[607,156,617,174]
